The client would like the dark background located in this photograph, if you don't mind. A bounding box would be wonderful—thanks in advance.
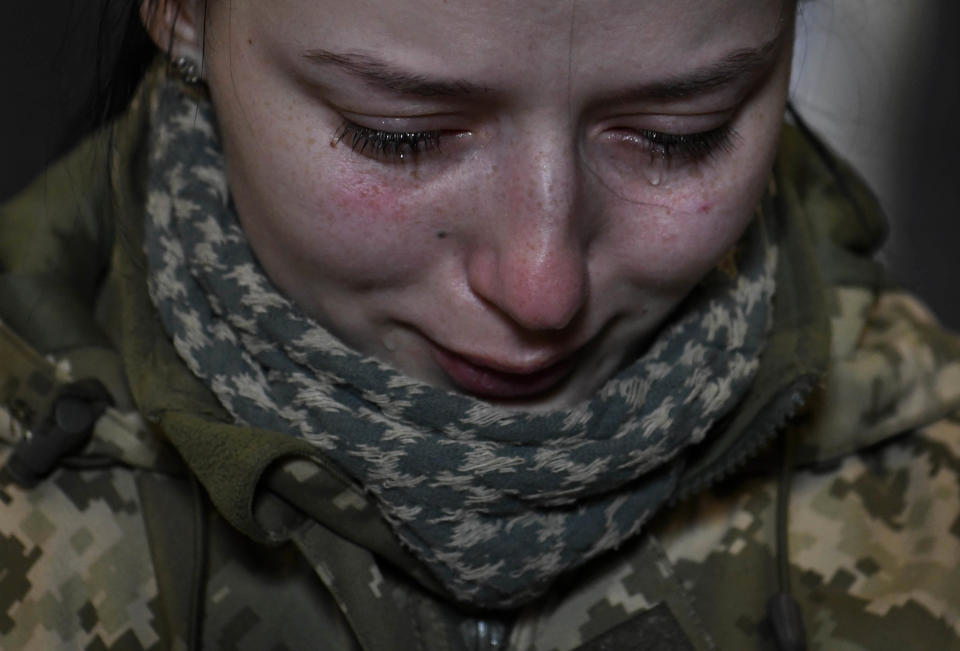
[1,4,119,200]
[2,1,958,328]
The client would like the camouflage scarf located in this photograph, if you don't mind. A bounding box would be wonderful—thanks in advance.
[143,73,778,607]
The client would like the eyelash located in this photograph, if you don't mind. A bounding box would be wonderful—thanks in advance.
[633,125,737,163]
[335,121,442,160]
[335,120,736,165]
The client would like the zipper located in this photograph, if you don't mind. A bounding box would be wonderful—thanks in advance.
[671,376,817,504]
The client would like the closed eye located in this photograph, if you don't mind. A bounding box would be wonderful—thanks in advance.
[616,124,738,165]
[336,121,443,162]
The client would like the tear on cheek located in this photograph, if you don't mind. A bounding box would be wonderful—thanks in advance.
[626,181,719,218]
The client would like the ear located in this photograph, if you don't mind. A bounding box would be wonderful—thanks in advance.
[140,0,206,63]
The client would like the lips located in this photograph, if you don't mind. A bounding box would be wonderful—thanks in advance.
[430,342,577,400]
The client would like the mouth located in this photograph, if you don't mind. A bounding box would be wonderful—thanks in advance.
[429,342,580,401]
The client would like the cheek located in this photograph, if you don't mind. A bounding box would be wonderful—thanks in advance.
[221,99,459,293]
[282,162,449,285]
[604,171,765,289]
[328,173,410,230]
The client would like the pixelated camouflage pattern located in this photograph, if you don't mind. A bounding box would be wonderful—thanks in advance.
[4,64,960,650]
[6,398,960,650]
[0,444,161,650]
[794,287,960,464]
[649,286,960,651]
[653,414,960,651]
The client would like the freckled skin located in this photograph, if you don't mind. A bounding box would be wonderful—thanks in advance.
[182,0,794,407]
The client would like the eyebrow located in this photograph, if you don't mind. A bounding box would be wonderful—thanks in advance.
[302,49,490,98]
[599,31,787,103]
[302,29,785,102]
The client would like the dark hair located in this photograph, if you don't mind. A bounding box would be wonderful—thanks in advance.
[0,1,157,201]
[94,1,160,128]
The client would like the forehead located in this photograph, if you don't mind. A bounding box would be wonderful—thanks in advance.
[228,0,789,86]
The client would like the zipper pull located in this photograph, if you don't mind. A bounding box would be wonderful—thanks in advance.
[460,618,508,651]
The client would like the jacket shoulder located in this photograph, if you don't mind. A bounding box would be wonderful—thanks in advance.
[647,410,960,651]
[795,287,960,465]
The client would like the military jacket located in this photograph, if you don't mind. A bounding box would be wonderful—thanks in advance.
[2,89,960,650]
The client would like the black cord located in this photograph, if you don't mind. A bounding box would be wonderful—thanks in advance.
[186,473,210,651]
[61,454,124,470]
[775,432,793,596]
[766,431,807,651]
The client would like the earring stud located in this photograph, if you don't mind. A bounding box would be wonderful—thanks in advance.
[171,55,203,85]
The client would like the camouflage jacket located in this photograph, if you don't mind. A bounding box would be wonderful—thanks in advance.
[2,89,960,651]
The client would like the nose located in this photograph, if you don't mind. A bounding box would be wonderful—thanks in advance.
[466,137,589,332]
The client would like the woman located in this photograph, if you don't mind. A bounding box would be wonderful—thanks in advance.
[1,0,959,649]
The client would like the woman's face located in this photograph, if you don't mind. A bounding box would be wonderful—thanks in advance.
[192,0,793,407]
